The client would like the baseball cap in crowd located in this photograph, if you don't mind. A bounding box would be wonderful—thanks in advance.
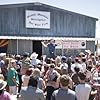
[79,52,85,57]
[61,56,67,62]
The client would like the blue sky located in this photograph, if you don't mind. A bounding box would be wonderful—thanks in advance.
[0,0,100,38]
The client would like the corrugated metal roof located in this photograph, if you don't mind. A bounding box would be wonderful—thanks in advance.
[0,2,98,21]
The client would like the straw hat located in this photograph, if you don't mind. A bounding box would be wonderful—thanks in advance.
[0,79,7,90]
[0,53,6,57]
[30,52,38,59]
[85,50,91,54]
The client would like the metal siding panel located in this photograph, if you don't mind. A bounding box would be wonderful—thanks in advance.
[86,41,95,52]
[56,12,61,36]
[67,13,72,36]
[79,15,85,37]
[0,4,96,38]
[18,40,32,54]
[7,40,17,54]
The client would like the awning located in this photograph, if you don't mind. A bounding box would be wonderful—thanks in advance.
[0,36,97,41]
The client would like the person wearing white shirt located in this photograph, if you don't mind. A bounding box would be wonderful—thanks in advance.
[75,72,91,100]
[81,57,87,73]
[71,57,83,73]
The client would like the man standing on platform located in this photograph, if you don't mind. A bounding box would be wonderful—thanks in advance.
[41,39,57,59]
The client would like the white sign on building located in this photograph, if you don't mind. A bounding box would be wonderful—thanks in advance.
[55,40,86,49]
[55,40,63,49]
[26,10,50,29]
[63,40,86,49]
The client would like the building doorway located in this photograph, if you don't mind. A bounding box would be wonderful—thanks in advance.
[33,40,42,59]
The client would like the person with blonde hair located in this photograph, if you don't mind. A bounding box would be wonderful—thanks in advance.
[32,68,46,91]
[7,59,19,95]
[55,56,61,67]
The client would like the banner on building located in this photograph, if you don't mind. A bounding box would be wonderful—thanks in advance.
[26,10,50,29]
[0,39,9,53]
[55,40,63,49]
[55,40,86,49]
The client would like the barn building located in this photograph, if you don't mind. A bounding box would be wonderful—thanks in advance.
[0,2,98,57]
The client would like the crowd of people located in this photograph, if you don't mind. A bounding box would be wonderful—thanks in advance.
[0,48,100,100]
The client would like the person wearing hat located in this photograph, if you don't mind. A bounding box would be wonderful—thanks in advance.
[0,79,11,100]
[30,52,41,67]
[7,59,19,95]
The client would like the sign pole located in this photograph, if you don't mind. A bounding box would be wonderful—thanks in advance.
[17,39,18,55]
[62,40,64,56]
